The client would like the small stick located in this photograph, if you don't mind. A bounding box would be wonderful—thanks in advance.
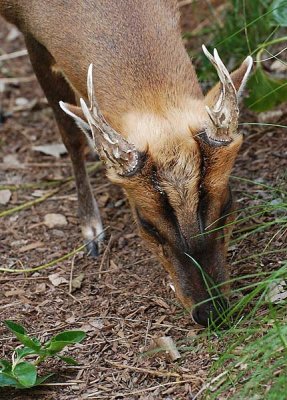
[0,49,28,61]
[98,235,113,279]
[0,76,36,84]
[69,254,77,294]
[105,360,199,380]
[0,187,61,217]
[0,242,88,274]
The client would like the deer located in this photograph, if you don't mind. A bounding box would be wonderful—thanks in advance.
[1,0,252,327]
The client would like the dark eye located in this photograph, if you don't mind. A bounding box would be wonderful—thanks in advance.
[136,210,166,244]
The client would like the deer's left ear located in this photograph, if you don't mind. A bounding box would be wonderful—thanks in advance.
[59,101,95,150]
[204,53,253,107]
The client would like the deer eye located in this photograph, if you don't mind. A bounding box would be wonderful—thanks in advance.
[136,210,166,244]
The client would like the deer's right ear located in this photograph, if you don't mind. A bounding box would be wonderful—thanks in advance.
[59,101,95,150]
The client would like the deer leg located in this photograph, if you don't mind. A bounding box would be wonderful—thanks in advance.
[24,35,104,256]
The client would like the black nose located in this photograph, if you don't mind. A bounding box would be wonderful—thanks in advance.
[192,297,229,327]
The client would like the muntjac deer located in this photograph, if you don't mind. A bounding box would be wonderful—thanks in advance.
[1,0,252,327]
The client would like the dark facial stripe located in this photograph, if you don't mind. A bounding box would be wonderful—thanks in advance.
[150,166,187,247]
[136,209,166,244]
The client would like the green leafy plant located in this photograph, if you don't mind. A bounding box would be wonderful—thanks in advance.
[0,321,85,389]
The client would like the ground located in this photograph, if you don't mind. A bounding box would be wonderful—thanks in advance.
[0,2,286,400]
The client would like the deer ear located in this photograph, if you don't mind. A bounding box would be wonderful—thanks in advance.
[230,56,253,97]
[59,101,95,150]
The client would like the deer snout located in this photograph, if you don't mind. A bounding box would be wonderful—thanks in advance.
[192,297,229,327]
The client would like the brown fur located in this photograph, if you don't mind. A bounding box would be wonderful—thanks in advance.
[0,0,251,324]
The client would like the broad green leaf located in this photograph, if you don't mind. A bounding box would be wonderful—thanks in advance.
[4,321,41,352]
[35,373,54,385]
[16,347,37,361]
[58,355,79,366]
[0,360,12,373]
[45,331,85,355]
[271,0,287,26]
[13,362,37,388]
[245,67,287,112]
[0,372,19,387]
[50,330,86,344]
[5,320,26,335]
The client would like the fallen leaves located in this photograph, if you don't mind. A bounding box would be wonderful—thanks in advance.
[44,213,68,228]
[266,280,287,304]
[144,336,181,361]
[71,273,85,291]
[48,273,68,287]
[18,241,44,253]
[0,189,12,205]
[32,143,67,158]
[154,336,181,361]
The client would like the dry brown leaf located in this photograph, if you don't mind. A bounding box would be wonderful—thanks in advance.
[71,273,85,291]
[44,213,68,228]
[18,241,44,253]
[48,273,68,287]
[32,143,67,158]
[35,283,46,293]
[3,154,21,166]
[154,336,181,361]
[5,289,25,297]
[153,298,170,309]
[88,318,104,330]
[266,280,287,304]
[0,189,12,205]
[6,26,21,41]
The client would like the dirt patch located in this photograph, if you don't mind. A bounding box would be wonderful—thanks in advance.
[0,4,286,400]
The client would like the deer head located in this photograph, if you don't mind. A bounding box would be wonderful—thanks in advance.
[60,48,252,327]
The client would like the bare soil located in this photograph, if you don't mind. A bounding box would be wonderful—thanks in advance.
[0,3,286,400]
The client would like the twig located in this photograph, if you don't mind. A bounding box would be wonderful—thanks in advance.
[98,235,113,279]
[0,49,28,61]
[0,242,87,274]
[41,381,83,386]
[85,379,198,398]
[193,370,229,399]
[0,161,102,192]
[0,187,61,217]
[105,360,200,380]
[0,162,72,170]
[0,76,36,84]
[69,254,77,294]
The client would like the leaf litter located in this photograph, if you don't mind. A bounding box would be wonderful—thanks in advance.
[0,6,286,400]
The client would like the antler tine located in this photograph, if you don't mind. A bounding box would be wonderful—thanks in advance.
[203,45,239,137]
[80,97,96,145]
[87,63,103,123]
[79,65,139,175]
[213,49,233,85]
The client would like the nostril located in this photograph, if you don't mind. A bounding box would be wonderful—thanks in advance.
[192,298,229,328]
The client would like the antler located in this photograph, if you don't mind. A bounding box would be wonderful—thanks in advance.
[202,45,239,146]
[80,64,139,176]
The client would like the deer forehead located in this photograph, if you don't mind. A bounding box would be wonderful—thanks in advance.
[123,98,208,152]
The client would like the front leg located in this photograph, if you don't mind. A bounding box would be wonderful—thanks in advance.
[75,164,105,256]
[25,35,104,256]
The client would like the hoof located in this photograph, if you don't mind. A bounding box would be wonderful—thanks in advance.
[85,240,99,257]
